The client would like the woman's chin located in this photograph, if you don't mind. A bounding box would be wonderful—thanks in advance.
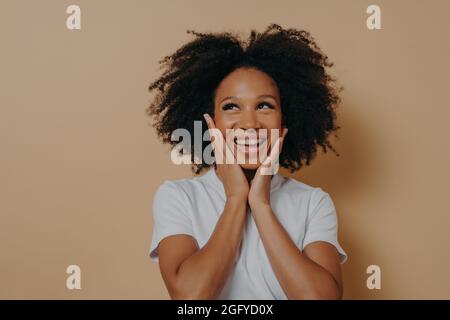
[235,150,268,170]
[239,162,261,170]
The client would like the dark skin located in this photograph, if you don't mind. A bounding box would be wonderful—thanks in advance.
[157,67,343,299]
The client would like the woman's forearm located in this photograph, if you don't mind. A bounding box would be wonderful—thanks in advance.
[251,204,341,300]
[173,196,248,299]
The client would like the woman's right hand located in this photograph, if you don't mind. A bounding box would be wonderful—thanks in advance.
[204,113,249,202]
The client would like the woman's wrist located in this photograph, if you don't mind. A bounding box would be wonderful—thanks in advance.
[226,194,248,207]
[249,201,272,214]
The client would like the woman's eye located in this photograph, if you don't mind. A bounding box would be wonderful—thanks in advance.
[222,103,239,111]
[257,102,274,110]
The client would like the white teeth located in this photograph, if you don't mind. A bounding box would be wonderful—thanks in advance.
[235,138,266,146]
[236,139,258,145]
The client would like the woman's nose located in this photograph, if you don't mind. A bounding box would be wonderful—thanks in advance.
[236,110,261,130]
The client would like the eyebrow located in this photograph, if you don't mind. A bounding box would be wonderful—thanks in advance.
[219,94,277,104]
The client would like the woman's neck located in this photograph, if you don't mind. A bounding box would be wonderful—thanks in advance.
[242,169,257,183]
[213,165,274,184]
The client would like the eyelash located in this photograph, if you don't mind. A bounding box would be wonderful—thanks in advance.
[222,102,275,111]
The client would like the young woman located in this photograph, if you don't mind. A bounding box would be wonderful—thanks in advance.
[147,24,347,300]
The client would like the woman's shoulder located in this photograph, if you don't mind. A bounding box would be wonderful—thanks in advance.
[279,175,328,196]
[154,171,213,198]
[277,175,335,213]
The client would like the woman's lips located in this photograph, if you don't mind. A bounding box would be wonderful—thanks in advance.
[234,136,268,156]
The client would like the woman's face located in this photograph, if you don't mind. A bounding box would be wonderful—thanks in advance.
[213,67,283,170]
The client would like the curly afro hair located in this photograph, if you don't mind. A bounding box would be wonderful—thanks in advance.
[147,23,342,174]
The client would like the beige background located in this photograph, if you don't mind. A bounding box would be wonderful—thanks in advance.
[1,0,449,299]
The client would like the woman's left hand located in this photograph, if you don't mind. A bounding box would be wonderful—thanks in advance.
[248,128,288,210]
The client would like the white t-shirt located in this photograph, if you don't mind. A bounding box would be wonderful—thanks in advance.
[149,168,347,300]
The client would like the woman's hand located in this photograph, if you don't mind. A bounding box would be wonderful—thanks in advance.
[248,128,288,210]
[204,113,249,202]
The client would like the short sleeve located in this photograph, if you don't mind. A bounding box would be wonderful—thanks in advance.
[302,188,348,264]
[149,181,196,263]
